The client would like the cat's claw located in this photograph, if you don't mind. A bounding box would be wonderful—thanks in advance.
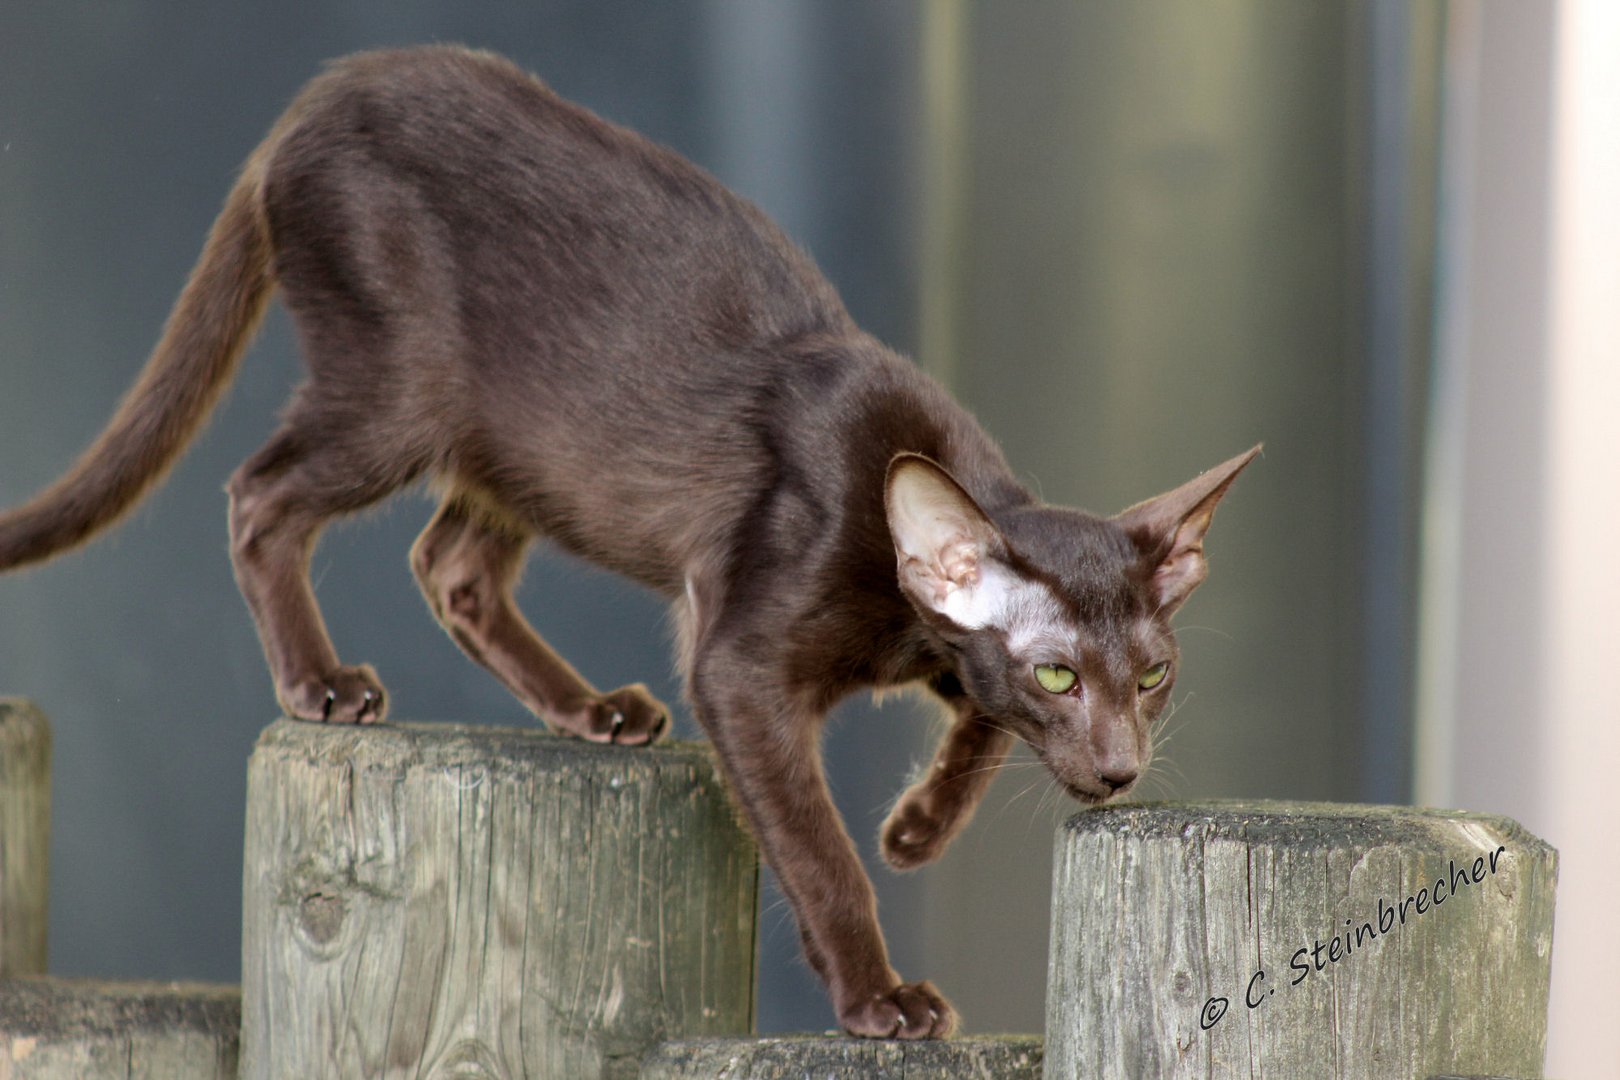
[839,980,956,1040]
[558,683,669,745]
[281,665,387,725]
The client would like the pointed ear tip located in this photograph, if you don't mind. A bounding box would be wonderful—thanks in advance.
[1215,443,1263,478]
[886,451,933,479]
[885,456,926,502]
[886,453,964,497]
[885,454,951,520]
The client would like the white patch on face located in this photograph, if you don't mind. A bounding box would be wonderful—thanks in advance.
[1001,585,1074,658]
[940,561,1070,651]
[936,560,1009,628]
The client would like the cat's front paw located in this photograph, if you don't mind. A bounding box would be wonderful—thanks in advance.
[881,795,950,870]
[555,683,670,745]
[280,665,386,725]
[839,980,956,1040]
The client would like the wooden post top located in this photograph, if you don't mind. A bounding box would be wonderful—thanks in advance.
[1048,798,1558,1079]
[0,697,50,743]
[253,716,723,775]
[1058,799,1557,865]
[0,977,239,1042]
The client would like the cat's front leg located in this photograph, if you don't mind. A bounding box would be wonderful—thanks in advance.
[882,681,1013,870]
[690,647,956,1039]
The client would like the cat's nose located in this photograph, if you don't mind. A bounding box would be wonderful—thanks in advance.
[1096,764,1138,793]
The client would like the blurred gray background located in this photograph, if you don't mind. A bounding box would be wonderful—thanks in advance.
[1,1,1439,1035]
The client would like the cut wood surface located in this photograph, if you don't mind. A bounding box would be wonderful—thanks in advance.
[0,976,239,1079]
[241,719,758,1080]
[641,1034,1044,1079]
[1045,801,1557,1080]
[0,699,49,978]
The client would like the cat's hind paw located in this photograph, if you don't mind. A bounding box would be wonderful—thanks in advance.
[555,683,670,745]
[280,665,386,725]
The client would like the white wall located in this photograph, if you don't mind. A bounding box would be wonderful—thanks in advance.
[1419,2,1620,1073]
[1541,0,1620,1069]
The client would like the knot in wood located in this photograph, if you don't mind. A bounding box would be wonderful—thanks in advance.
[297,891,346,946]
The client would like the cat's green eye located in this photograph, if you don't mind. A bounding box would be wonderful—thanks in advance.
[1034,664,1078,694]
[1138,661,1171,692]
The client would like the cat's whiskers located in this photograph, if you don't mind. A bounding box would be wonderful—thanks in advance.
[1134,770,1173,801]
[950,759,1038,784]
[1146,744,1198,793]
[1137,754,1188,799]
[907,716,1034,792]
[972,716,1023,742]
[1031,780,1067,833]
[1146,750,1192,794]
[1149,693,1196,748]
[996,770,1055,824]
[966,756,1047,789]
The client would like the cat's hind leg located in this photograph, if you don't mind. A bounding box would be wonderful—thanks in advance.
[410,493,669,744]
[880,678,1013,870]
[226,421,412,724]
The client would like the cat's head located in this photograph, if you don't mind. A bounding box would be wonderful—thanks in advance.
[885,447,1259,803]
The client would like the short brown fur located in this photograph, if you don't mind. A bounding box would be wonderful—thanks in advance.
[0,47,1257,1038]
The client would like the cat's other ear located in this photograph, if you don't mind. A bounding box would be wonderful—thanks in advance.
[1114,445,1260,616]
[885,454,1006,626]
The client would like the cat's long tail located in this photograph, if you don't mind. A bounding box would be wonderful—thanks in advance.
[0,152,275,570]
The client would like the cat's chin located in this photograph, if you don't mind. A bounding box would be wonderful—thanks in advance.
[1040,757,1129,804]
[1060,781,1121,805]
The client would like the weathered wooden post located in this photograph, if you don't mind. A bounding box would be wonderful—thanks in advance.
[642,1033,1045,1079]
[1045,802,1557,1080]
[0,700,240,1078]
[241,719,758,1080]
[0,698,50,978]
[0,977,240,1078]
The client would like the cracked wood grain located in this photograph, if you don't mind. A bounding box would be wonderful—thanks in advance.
[0,976,239,1079]
[0,699,49,979]
[1045,801,1557,1080]
[241,720,758,1080]
[641,1033,1044,1078]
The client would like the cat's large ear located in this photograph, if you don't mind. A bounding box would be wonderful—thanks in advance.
[885,454,1008,628]
[1114,446,1260,616]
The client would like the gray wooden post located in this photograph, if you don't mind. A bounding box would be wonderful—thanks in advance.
[0,698,50,977]
[642,1034,1044,1079]
[1045,802,1557,1080]
[240,719,758,1080]
[0,977,240,1079]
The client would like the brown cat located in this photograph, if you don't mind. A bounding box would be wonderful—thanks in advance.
[0,46,1256,1038]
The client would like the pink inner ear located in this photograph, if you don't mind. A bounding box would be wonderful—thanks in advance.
[1152,548,1207,611]
[909,536,982,608]
[937,537,981,589]
[1116,447,1256,615]
[1150,510,1213,611]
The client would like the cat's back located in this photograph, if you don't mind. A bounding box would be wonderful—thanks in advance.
[250,47,893,586]
[261,45,851,361]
